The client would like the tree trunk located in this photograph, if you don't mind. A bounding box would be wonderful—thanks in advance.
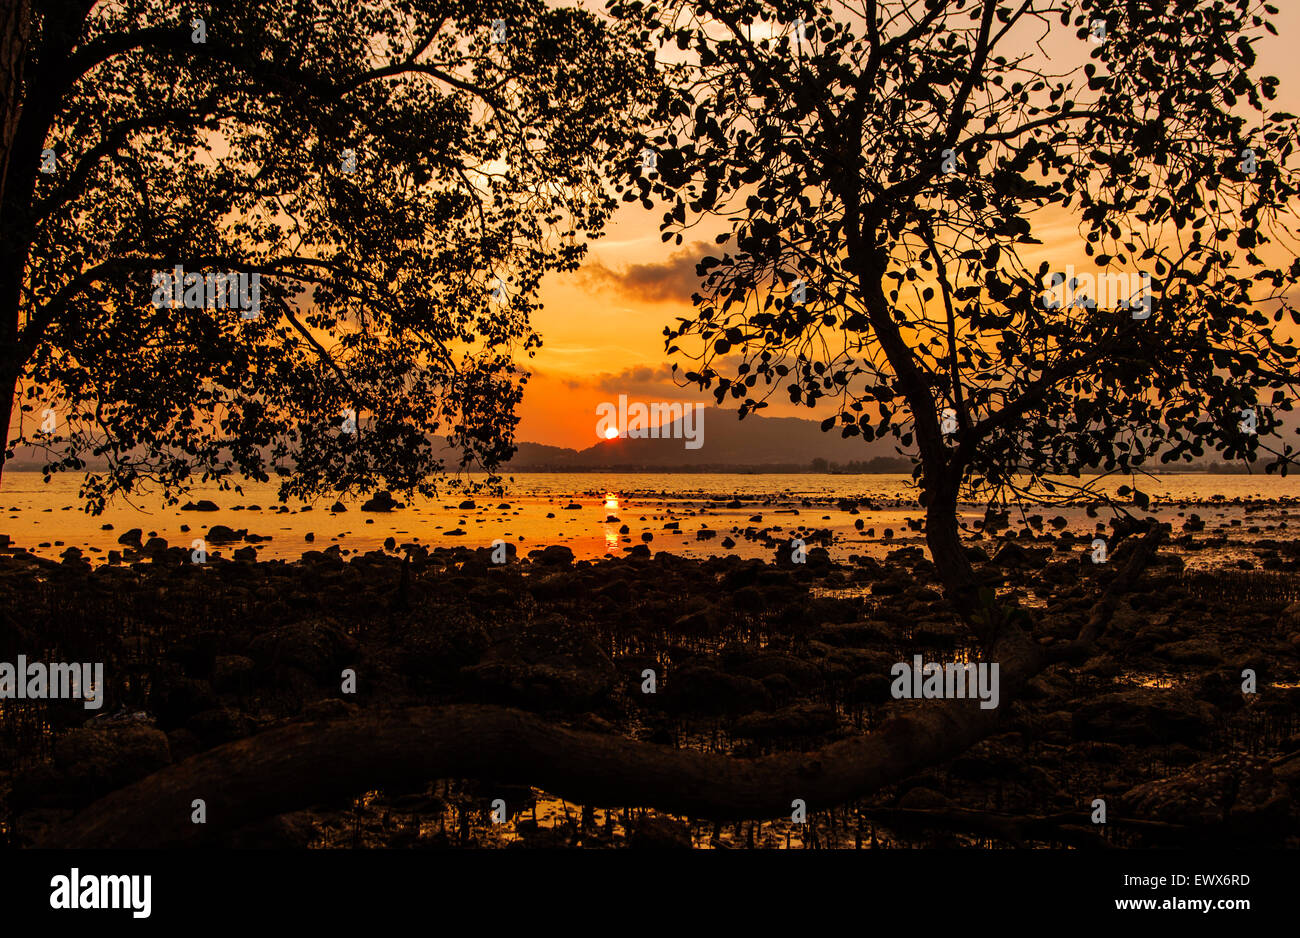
[923,465,984,627]
[0,0,30,489]
[0,0,29,200]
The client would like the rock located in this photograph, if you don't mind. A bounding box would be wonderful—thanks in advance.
[211,655,255,693]
[629,816,692,849]
[950,736,1033,783]
[845,673,894,704]
[992,543,1050,567]
[360,491,402,512]
[897,787,951,810]
[247,619,356,683]
[205,525,245,542]
[594,579,632,603]
[459,616,615,710]
[458,500,477,510]
[181,500,220,511]
[733,704,838,740]
[672,606,719,634]
[814,647,896,682]
[1072,688,1217,746]
[728,653,821,691]
[150,661,220,723]
[1153,639,1225,667]
[534,545,574,566]
[1123,755,1291,834]
[11,723,171,809]
[812,620,892,646]
[116,528,143,547]
[233,546,258,560]
[187,707,255,746]
[143,536,169,554]
[662,664,771,716]
[913,620,963,647]
[330,501,347,513]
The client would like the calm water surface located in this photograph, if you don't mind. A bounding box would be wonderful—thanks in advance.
[2,471,1297,565]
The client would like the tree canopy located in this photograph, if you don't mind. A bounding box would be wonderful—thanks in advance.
[1,0,655,510]
[612,0,1300,530]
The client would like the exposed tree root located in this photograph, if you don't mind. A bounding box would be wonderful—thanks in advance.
[41,525,1168,848]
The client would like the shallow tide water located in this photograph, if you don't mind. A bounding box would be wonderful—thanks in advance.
[5,470,1300,851]
[1,470,1298,566]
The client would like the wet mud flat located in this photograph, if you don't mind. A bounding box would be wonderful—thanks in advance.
[0,534,1298,849]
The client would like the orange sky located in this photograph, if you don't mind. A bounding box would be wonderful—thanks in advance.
[518,3,1300,449]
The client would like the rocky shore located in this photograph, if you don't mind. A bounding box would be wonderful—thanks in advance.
[1,534,1298,848]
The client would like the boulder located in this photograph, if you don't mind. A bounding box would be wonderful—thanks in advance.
[459,616,615,710]
[1072,688,1217,746]
[660,664,771,716]
[10,722,171,809]
[733,704,839,740]
[247,619,356,683]
[205,525,245,542]
[1153,639,1225,667]
[116,528,143,547]
[534,544,574,566]
[728,653,821,692]
[1124,755,1291,834]
[360,491,402,512]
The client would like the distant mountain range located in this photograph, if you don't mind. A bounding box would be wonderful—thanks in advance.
[4,405,1293,473]
[507,407,906,470]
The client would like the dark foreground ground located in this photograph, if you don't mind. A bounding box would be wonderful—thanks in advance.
[1,528,1299,849]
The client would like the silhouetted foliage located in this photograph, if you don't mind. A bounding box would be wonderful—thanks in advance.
[0,0,655,509]
[611,0,1300,618]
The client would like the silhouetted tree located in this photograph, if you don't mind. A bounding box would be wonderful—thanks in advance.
[613,0,1300,637]
[0,0,654,508]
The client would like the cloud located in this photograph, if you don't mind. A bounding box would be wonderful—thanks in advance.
[593,364,687,396]
[580,242,714,304]
[532,362,703,398]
